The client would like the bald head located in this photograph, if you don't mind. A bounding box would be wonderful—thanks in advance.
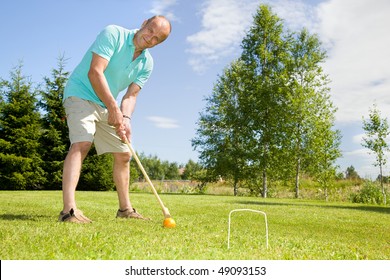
[146,15,172,36]
[133,15,171,51]
[143,15,171,42]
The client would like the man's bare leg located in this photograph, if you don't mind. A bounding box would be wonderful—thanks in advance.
[113,152,132,211]
[62,141,92,212]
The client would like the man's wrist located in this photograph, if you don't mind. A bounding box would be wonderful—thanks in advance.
[123,114,132,121]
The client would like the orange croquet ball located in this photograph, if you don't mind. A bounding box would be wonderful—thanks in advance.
[163,217,176,228]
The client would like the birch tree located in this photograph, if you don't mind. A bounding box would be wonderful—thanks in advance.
[362,104,389,204]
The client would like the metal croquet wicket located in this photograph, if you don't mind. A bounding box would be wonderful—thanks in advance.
[227,209,269,249]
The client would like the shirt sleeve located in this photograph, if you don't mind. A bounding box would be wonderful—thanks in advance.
[134,54,154,89]
[134,68,152,89]
[90,25,119,61]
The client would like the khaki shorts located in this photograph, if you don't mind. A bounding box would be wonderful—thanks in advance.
[64,96,129,155]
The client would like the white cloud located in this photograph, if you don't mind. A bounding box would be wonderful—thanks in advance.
[149,0,179,22]
[352,133,365,144]
[186,0,258,73]
[344,148,370,158]
[354,132,390,145]
[316,0,390,123]
[270,0,319,32]
[147,116,180,129]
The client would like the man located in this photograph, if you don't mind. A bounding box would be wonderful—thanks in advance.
[59,16,171,223]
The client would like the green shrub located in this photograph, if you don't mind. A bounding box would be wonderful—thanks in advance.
[350,181,386,205]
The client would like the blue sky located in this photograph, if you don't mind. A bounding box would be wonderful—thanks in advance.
[1,0,390,178]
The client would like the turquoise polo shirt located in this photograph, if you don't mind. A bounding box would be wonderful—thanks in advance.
[64,25,153,108]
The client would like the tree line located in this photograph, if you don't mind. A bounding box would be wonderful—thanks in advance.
[0,59,201,191]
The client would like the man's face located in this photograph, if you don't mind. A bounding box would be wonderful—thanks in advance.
[134,18,170,50]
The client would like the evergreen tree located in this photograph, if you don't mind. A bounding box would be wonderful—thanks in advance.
[0,64,45,189]
[78,151,115,191]
[38,56,70,189]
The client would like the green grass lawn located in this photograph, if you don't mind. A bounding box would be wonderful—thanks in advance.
[0,191,389,260]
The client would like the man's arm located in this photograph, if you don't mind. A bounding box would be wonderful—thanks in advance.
[120,83,141,142]
[88,53,123,128]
